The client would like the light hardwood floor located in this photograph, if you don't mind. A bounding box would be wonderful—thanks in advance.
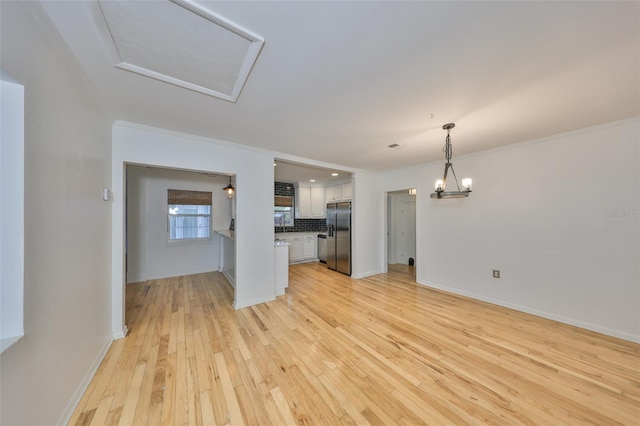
[69,263,639,425]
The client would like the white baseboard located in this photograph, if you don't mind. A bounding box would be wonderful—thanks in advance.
[126,269,147,284]
[418,279,640,344]
[56,337,112,425]
[234,294,276,310]
[112,325,129,340]
[222,270,235,288]
[351,269,383,279]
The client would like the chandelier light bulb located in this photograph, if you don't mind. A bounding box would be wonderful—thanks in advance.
[435,179,444,191]
[462,178,472,191]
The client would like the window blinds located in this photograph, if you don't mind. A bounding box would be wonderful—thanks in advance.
[168,189,212,205]
[275,196,294,207]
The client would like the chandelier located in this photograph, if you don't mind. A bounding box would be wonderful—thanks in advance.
[430,123,472,199]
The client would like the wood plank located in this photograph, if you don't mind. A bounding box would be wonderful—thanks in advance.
[117,361,146,426]
[214,351,245,426]
[67,267,640,426]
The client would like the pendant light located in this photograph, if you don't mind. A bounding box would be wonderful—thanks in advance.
[430,123,472,199]
[222,176,235,196]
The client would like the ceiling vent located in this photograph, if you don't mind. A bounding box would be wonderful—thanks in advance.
[97,0,264,102]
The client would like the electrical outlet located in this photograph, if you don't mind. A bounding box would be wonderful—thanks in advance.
[493,269,500,279]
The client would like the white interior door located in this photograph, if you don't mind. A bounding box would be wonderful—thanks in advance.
[399,202,416,265]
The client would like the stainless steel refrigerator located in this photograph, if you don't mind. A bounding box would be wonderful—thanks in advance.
[326,202,351,276]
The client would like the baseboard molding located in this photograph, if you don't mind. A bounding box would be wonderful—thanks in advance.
[113,325,129,340]
[56,337,112,425]
[222,270,235,288]
[418,279,640,344]
[351,269,383,279]
[126,269,147,284]
[234,294,275,310]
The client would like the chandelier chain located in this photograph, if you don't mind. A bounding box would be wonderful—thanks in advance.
[443,129,453,163]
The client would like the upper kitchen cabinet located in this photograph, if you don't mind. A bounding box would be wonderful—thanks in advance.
[325,184,340,202]
[310,187,325,217]
[326,182,352,202]
[341,182,352,200]
[295,184,325,218]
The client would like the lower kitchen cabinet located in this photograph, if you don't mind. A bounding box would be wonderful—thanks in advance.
[303,235,316,259]
[288,237,303,262]
[277,233,318,264]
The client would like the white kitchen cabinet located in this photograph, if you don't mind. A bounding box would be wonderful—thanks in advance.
[288,237,303,262]
[295,185,311,218]
[341,182,352,200]
[325,184,341,202]
[310,187,325,218]
[303,235,316,259]
[276,233,318,264]
[295,184,325,218]
[326,182,352,202]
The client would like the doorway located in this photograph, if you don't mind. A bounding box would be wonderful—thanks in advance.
[386,189,417,279]
[124,164,236,324]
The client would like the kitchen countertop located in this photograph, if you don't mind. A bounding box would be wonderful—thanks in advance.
[215,230,234,240]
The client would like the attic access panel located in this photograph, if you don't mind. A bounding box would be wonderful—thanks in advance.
[98,0,264,102]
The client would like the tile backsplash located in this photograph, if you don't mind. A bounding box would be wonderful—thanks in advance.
[275,182,326,233]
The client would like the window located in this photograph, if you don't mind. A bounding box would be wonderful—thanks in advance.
[168,189,212,240]
[275,195,294,227]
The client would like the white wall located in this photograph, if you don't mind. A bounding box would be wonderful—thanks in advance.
[112,122,276,336]
[351,171,384,278]
[381,119,640,342]
[0,2,113,424]
[126,166,232,282]
[126,166,147,282]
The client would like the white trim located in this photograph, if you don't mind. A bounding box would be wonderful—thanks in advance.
[0,334,23,354]
[113,325,128,340]
[170,0,261,41]
[126,269,147,284]
[222,269,235,289]
[418,279,640,344]
[115,62,238,101]
[233,295,275,310]
[56,338,112,426]
[351,270,383,280]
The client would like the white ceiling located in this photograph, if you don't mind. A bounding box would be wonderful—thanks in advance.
[39,0,639,172]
